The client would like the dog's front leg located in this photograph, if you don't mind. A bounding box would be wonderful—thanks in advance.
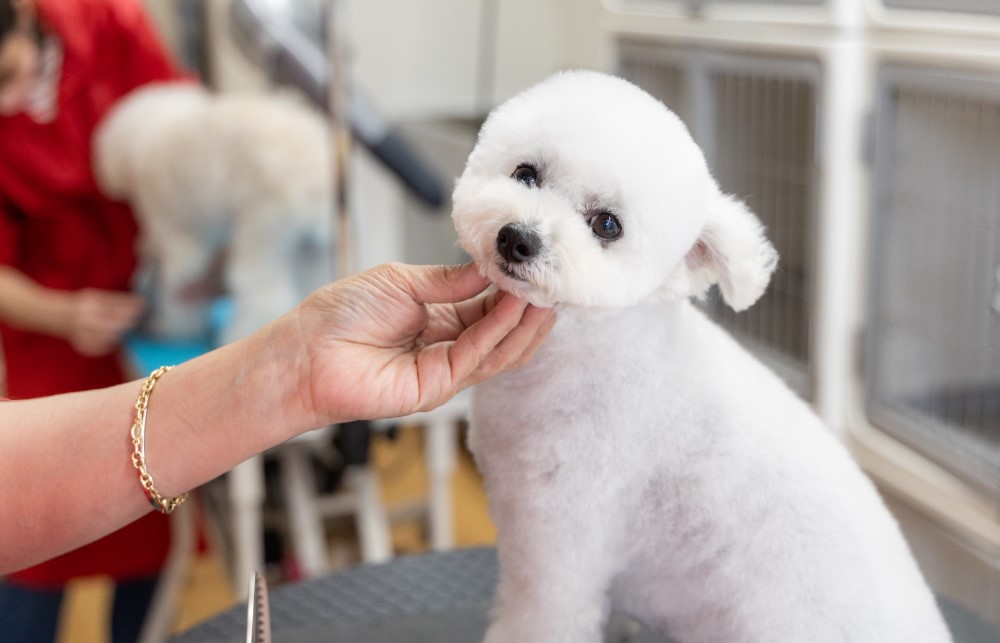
[222,208,303,343]
[485,530,616,643]
[482,490,624,643]
[144,218,217,339]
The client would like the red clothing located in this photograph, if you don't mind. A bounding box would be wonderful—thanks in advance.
[0,0,187,586]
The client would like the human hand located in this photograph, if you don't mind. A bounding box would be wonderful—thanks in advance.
[65,289,145,356]
[289,262,556,425]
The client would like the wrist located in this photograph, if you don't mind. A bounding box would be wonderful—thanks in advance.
[40,288,76,339]
[21,285,75,339]
[137,320,316,498]
[234,312,322,438]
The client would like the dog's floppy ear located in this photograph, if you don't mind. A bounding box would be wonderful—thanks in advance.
[672,194,778,311]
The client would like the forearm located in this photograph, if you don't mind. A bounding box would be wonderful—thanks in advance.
[145,317,318,499]
[0,261,554,574]
[0,313,316,574]
[0,266,72,337]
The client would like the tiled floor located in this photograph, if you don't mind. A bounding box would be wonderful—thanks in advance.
[56,426,495,641]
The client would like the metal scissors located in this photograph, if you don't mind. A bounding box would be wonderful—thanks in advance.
[246,571,271,643]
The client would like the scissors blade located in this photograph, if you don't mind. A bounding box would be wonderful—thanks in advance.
[246,571,271,643]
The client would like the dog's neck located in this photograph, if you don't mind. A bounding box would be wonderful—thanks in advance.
[555,293,689,319]
[515,297,705,381]
[552,296,694,337]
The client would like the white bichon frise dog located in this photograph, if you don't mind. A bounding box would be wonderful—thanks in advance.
[94,82,333,344]
[452,70,951,643]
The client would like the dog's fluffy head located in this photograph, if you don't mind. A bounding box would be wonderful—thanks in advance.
[452,70,777,310]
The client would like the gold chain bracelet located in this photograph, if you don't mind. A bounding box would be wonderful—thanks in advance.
[130,365,187,514]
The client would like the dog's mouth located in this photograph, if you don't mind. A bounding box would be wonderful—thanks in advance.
[486,254,558,308]
[496,260,530,283]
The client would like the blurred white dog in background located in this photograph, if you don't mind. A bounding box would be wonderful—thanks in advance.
[94,82,333,344]
[452,70,951,643]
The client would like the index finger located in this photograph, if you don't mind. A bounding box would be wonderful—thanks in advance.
[391,263,490,305]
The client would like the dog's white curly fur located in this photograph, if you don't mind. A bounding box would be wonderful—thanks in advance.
[453,70,951,643]
[93,82,333,343]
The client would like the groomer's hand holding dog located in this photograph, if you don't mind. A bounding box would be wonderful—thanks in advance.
[0,267,144,357]
[65,288,146,357]
[0,261,554,575]
[293,262,556,423]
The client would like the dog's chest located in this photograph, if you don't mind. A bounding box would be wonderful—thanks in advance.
[468,306,692,466]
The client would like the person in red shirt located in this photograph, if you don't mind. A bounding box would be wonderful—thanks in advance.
[0,0,188,639]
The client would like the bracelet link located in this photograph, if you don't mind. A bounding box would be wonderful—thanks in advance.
[130,366,187,515]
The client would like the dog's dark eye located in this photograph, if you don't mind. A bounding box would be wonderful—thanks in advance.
[511,164,538,188]
[591,212,623,241]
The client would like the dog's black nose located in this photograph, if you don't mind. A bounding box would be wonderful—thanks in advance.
[496,223,541,264]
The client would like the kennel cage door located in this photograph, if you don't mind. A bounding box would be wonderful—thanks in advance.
[866,66,1000,497]
[880,0,1000,16]
[700,52,821,400]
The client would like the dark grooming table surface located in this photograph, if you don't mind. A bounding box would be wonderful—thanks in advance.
[171,547,1000,643]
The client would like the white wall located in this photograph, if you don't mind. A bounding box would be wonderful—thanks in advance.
[346,0,607,120]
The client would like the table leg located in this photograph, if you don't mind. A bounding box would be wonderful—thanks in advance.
[229,455,264,599]
[426,417,456,550]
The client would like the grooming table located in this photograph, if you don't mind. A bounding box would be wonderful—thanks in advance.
[171,547,1000,643]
